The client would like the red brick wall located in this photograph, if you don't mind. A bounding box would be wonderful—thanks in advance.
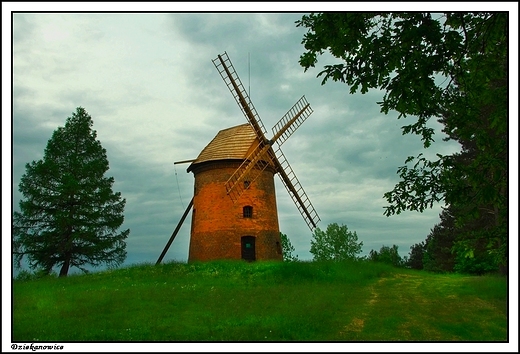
[188,160,283,262]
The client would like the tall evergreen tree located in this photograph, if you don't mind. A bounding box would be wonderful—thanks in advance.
[280,232,299,262]
[13,107,130,277]
[422,208,457,273]
[407,242,425,270]
[420,204,499,274]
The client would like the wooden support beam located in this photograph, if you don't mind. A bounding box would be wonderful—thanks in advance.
[156,197,194,265]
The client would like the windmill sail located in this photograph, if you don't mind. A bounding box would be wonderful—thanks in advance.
[224,140,273,202]
[213,52,320,231]
[271,147,320,230]
[271,96,313,147]
[212,52,268,142]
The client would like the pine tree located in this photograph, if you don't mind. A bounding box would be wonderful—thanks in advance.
[280,232,298,262]
[13,107,130,277]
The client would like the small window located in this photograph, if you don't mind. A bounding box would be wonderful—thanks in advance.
[244,180,250,189]
[243,206,253,218]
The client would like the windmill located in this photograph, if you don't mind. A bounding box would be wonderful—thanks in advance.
[157,52,319,264]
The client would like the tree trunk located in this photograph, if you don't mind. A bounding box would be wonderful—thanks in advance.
[494,186,507,276]
[59,257,70,277]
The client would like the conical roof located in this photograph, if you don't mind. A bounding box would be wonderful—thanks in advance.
[187,123,259,172]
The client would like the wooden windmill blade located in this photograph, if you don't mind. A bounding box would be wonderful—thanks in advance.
[271,95,313,147]
[224,140,274,202]
[269,147,321,231]
[213,52,320,231]
[267,96,319,230]
[213,52,273,201]
[224,105,320,230]
[212,52,269,143]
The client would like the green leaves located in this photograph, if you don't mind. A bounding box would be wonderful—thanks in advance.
[383,153,445,216]
[368,245,403,267]
[298,12,508,271]
[310,223,363,262]
[280,232,298,262]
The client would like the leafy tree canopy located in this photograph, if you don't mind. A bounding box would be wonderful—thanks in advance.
[13,107,130,277]
[310,223,363,261]
[297,12,507,269]
[368,245,404,268]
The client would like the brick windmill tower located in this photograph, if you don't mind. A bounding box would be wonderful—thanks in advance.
[157,52,320,263]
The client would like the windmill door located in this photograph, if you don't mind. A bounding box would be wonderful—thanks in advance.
[241,236,256,261]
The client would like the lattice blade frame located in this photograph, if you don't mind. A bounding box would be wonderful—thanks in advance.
[271,96,313,147]
[212,52,269,142]
[212,52,320,230]
[224,141,273,202]
[271,147,320,231]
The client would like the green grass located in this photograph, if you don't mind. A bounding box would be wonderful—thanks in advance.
[12,260,508,342]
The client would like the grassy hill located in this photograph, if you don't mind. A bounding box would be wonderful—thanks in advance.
[12,260,507,342]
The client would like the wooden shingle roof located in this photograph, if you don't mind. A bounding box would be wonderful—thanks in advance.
[188,123,259,169]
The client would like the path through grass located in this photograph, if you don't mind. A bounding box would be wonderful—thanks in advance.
[339,272,507,341]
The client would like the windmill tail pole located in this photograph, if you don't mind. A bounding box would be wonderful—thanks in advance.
[156,197,194,265]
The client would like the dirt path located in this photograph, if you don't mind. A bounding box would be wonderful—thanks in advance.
[340,272,507,341]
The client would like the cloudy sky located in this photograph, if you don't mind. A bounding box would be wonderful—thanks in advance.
[5,5,518,273]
